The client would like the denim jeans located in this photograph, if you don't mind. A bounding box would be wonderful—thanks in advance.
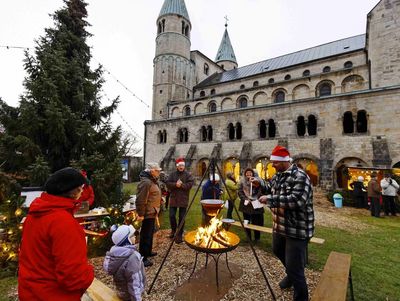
[169,206,186,237]
[272,232,309,301]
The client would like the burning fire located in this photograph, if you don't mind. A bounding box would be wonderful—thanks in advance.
[194,217,231,249]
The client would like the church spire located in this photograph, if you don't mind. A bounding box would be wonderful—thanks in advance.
[215,18,237,70]
[159,0,190,21]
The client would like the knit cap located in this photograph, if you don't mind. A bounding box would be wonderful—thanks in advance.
[44,167,86,196]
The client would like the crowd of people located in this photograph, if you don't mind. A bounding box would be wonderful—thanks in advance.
[18,146,398,301]
[350,172,399,217]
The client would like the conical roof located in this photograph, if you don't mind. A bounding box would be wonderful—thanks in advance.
[215,27,237,64]
[159,0,190,21]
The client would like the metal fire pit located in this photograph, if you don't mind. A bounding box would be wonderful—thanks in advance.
[184,230,240,291]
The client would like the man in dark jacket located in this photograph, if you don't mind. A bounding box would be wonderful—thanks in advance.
[136,162,162,267]
[367,171,381,217]
[259,146,314,301]
[166,157,194,243]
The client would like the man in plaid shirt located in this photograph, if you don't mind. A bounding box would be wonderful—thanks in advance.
[259,145,314,301]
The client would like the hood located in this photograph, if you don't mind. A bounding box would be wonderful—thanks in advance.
[104,245,137,274]
[139,170,158,182]
[28,192,77,217]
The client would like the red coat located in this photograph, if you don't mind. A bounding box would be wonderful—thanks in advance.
[78,184,95,207]
[18,193,94,301]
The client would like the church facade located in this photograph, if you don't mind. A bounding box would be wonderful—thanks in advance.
[144,0,400,190]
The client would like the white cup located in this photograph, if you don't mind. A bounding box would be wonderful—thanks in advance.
[243,219,249,225]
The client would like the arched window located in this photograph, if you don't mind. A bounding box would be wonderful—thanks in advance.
[157,22,162,34]
[303,70,310,77]
[236,122,242,140]
[297,116,306,136]
[344,61,353,69]
[228,123,235,140]
[157,130,162,144]
[319,83,332,96]
[162,19,165,32]
[240,84,245,90]
[200,91,205,97]
[184,128,188,142]
[185,25,189,37]
[268,78,275,84]
[178,129,184,143]
[356,110,367,133]
[323,66,331,73]
[204,63,209,75]
[181,21,185,34]
[209,102,217,112]
[183,106,191,116]
[259,119,266,138]
[343,111,354,134]
[253,81,259,87]
[307,115,317,136]
[268,119,276,138]
[162,130,167,143]
[207,125,213,141]
[275,91,285,103]
[238,97,247,108]
[210,89,216,95]
[201,126,207,142]
[284,74,291,80]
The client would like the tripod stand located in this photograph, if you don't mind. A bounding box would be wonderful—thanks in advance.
[147,157,276,300]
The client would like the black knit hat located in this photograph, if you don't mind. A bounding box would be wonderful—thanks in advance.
[44,167,86,196]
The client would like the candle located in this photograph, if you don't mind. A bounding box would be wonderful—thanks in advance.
[250,181,253,197]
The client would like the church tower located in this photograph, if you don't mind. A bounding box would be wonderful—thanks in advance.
[215,22,238,70]
[152,0,192,120]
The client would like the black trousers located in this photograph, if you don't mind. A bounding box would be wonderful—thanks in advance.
[243,213,264,241]
[227,199,235,219]
[354,195,365,208]
[273,233,309,301]
[139,218,155,259]
[370,197,381,217]
[169,206,186,237]
[382,195,397,215]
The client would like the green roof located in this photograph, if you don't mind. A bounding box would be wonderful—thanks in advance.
[215,28,237,64]
[159,0,190,21]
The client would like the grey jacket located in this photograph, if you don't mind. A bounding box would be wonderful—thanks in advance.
[381,178,399,196]
[103,245,146,301]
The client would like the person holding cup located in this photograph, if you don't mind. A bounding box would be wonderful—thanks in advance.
[238,168,264,242]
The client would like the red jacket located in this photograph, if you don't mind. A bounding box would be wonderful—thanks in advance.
[78,184,95,207]
[18,193,94,301]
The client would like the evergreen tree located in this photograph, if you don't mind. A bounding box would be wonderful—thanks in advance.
[0,0,129,207]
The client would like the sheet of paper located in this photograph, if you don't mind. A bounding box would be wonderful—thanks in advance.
[251,199,264,209]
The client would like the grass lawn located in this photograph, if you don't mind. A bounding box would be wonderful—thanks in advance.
[1,183,399,300]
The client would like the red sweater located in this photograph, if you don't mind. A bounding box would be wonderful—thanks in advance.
[18,193,94,301]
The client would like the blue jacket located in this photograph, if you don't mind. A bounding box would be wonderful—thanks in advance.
[201,180,222,199]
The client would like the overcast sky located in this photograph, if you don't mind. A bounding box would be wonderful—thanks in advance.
[0,0,379,154]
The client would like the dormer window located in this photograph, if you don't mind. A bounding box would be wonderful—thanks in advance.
[240,84,245,90]
[204,63,209,75]
[284,74,291,80]
[322,66,331,73]
[344,61,353,69]
[200,91,205,97]
[302,70,310,77]
[268,78,275,84]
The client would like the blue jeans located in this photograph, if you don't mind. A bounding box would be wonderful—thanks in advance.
[273,233,309,301]
[169,207,186,237]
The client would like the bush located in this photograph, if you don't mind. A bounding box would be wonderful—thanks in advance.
[326,189,357,207]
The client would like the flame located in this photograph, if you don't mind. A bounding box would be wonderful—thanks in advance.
[193,217,230,249]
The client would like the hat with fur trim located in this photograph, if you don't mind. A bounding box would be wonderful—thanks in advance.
[270,145,291,162]
[112,225,135,246]
[176,157,185,166]
[44,167,86,196]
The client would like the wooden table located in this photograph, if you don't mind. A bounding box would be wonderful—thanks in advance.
[231,221,325,244]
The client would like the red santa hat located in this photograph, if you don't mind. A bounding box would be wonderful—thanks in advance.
[176,157,185,166]
[270,145,291,162]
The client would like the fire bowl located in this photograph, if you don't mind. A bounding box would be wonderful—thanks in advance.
[200,199,224,216]
[184,230,240,254]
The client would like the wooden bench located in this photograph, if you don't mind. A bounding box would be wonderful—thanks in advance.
[83,278,121,301]
[230,221,325,244]
[311,251,354,301]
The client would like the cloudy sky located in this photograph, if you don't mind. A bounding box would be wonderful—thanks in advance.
[0,0,379,154]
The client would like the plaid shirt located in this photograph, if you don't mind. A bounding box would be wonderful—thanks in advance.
[264,164,314,240]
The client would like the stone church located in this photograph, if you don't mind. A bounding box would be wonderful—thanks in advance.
[144,0,400,190]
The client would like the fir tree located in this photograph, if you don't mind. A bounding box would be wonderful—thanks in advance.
[0,0,130,207]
